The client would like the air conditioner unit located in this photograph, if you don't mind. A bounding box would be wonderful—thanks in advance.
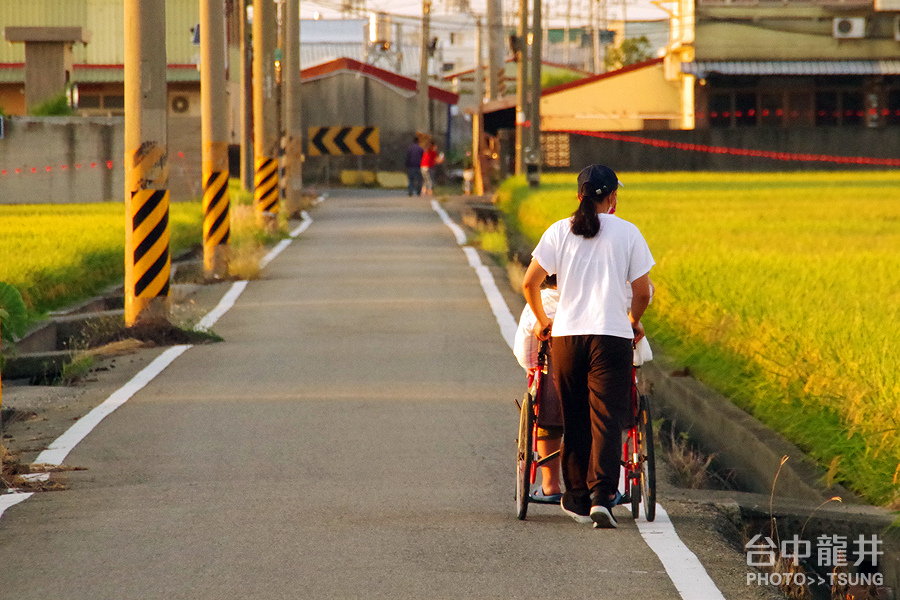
[833,17,865,39]
[874,0,900,11]
[171,95,190,114]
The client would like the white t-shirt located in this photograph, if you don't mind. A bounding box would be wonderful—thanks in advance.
[532,214,655,339]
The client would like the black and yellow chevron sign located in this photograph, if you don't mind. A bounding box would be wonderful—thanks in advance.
[308,126,379,156]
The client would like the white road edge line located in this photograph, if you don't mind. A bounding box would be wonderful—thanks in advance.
[0,493,32,521]
[429,200,727,600]
[33,345,192,468]
[430,199,467,245]
[637,504,727,600]
[260,210,314,269]
[196,280,249,332]
[1,209,317,520]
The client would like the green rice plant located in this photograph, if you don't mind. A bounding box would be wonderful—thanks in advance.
[497,171,900,506]
[476,226,510,260]
[0,282,28,344]
[0,202,202,319]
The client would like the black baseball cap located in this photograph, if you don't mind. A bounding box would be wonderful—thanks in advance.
[577,164,623,199]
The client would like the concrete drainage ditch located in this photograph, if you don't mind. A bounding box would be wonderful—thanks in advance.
[2,258,212,385]
[643,355,898,600]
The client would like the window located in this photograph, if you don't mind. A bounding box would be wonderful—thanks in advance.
[734,92,756,126]
[708,93,731,127]
[79,95,101,108]
[759,93,783,127]
[841,92,864,126]
[786,93,813,126]
[104,95,125,109]
[816,91,864,126]
[442,62,455,73]
[706,86,866,128]
[815,91,839,126]
[887,89,900,126]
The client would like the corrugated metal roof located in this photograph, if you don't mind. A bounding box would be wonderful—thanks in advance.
[684,60,900,77]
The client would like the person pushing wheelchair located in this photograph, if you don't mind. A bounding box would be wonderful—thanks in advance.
[522,164,654,529]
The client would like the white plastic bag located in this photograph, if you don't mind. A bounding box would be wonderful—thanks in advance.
[633,337,653,366]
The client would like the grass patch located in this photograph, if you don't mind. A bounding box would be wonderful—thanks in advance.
[0,202,202,320]
[496,171,900,506]
[59,353,95,385]
[0,188,289,328]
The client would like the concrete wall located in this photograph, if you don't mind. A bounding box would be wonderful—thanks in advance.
[0,116,201,204]
[563,127,900,172]
[695,6,900,61]
[300,72,453,184]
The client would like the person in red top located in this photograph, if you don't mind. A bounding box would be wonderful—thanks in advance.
[420,142,439,196]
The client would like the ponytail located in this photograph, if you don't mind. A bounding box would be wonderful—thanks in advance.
[571,195,601,238]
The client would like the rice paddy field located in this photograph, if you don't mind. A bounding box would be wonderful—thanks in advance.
[0,202,203,317]
[496,171,900,506]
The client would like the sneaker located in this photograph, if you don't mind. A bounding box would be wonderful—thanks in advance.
[590,493,620,529]
[560,494,592,524]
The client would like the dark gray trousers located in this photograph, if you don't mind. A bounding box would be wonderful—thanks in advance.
[551,335,632,503]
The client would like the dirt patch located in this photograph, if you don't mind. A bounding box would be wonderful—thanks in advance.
[80,316,221,348]
[1,446,84,492]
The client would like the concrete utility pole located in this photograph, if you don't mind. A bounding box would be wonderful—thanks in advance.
[528,0,542,187]
[240,0,253,192]
[515,0,529,175]
[201,0,231,279]
[589,0,597,73]
[486,0,503,101]
[253,0,279,225]
[418,0,432,135]
[395,22,403,72]
[282,0,303,214]
[124,0,170,326]
[472,17,485,195]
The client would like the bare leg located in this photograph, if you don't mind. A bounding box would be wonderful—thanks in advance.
[538,437,562,495]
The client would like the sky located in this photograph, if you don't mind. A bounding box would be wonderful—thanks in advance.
[297,0,671,25]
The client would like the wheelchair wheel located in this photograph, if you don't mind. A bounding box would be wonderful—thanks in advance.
[516,391,535,520]
[639,395,656,522]
[627,434,641,519]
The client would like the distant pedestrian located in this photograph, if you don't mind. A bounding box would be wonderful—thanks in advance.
[420,142,440,196]
[405,137,424,196]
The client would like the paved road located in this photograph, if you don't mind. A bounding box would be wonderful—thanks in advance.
[0,190,773,599]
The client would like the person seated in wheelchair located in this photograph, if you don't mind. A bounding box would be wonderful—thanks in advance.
[513,274,563,503]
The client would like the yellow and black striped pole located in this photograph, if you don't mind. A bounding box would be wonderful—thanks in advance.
[124,0,170,326]
[201,0,230,279]
[253,0,279,226]
[254,156,279,215]
[202,165,229,275]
